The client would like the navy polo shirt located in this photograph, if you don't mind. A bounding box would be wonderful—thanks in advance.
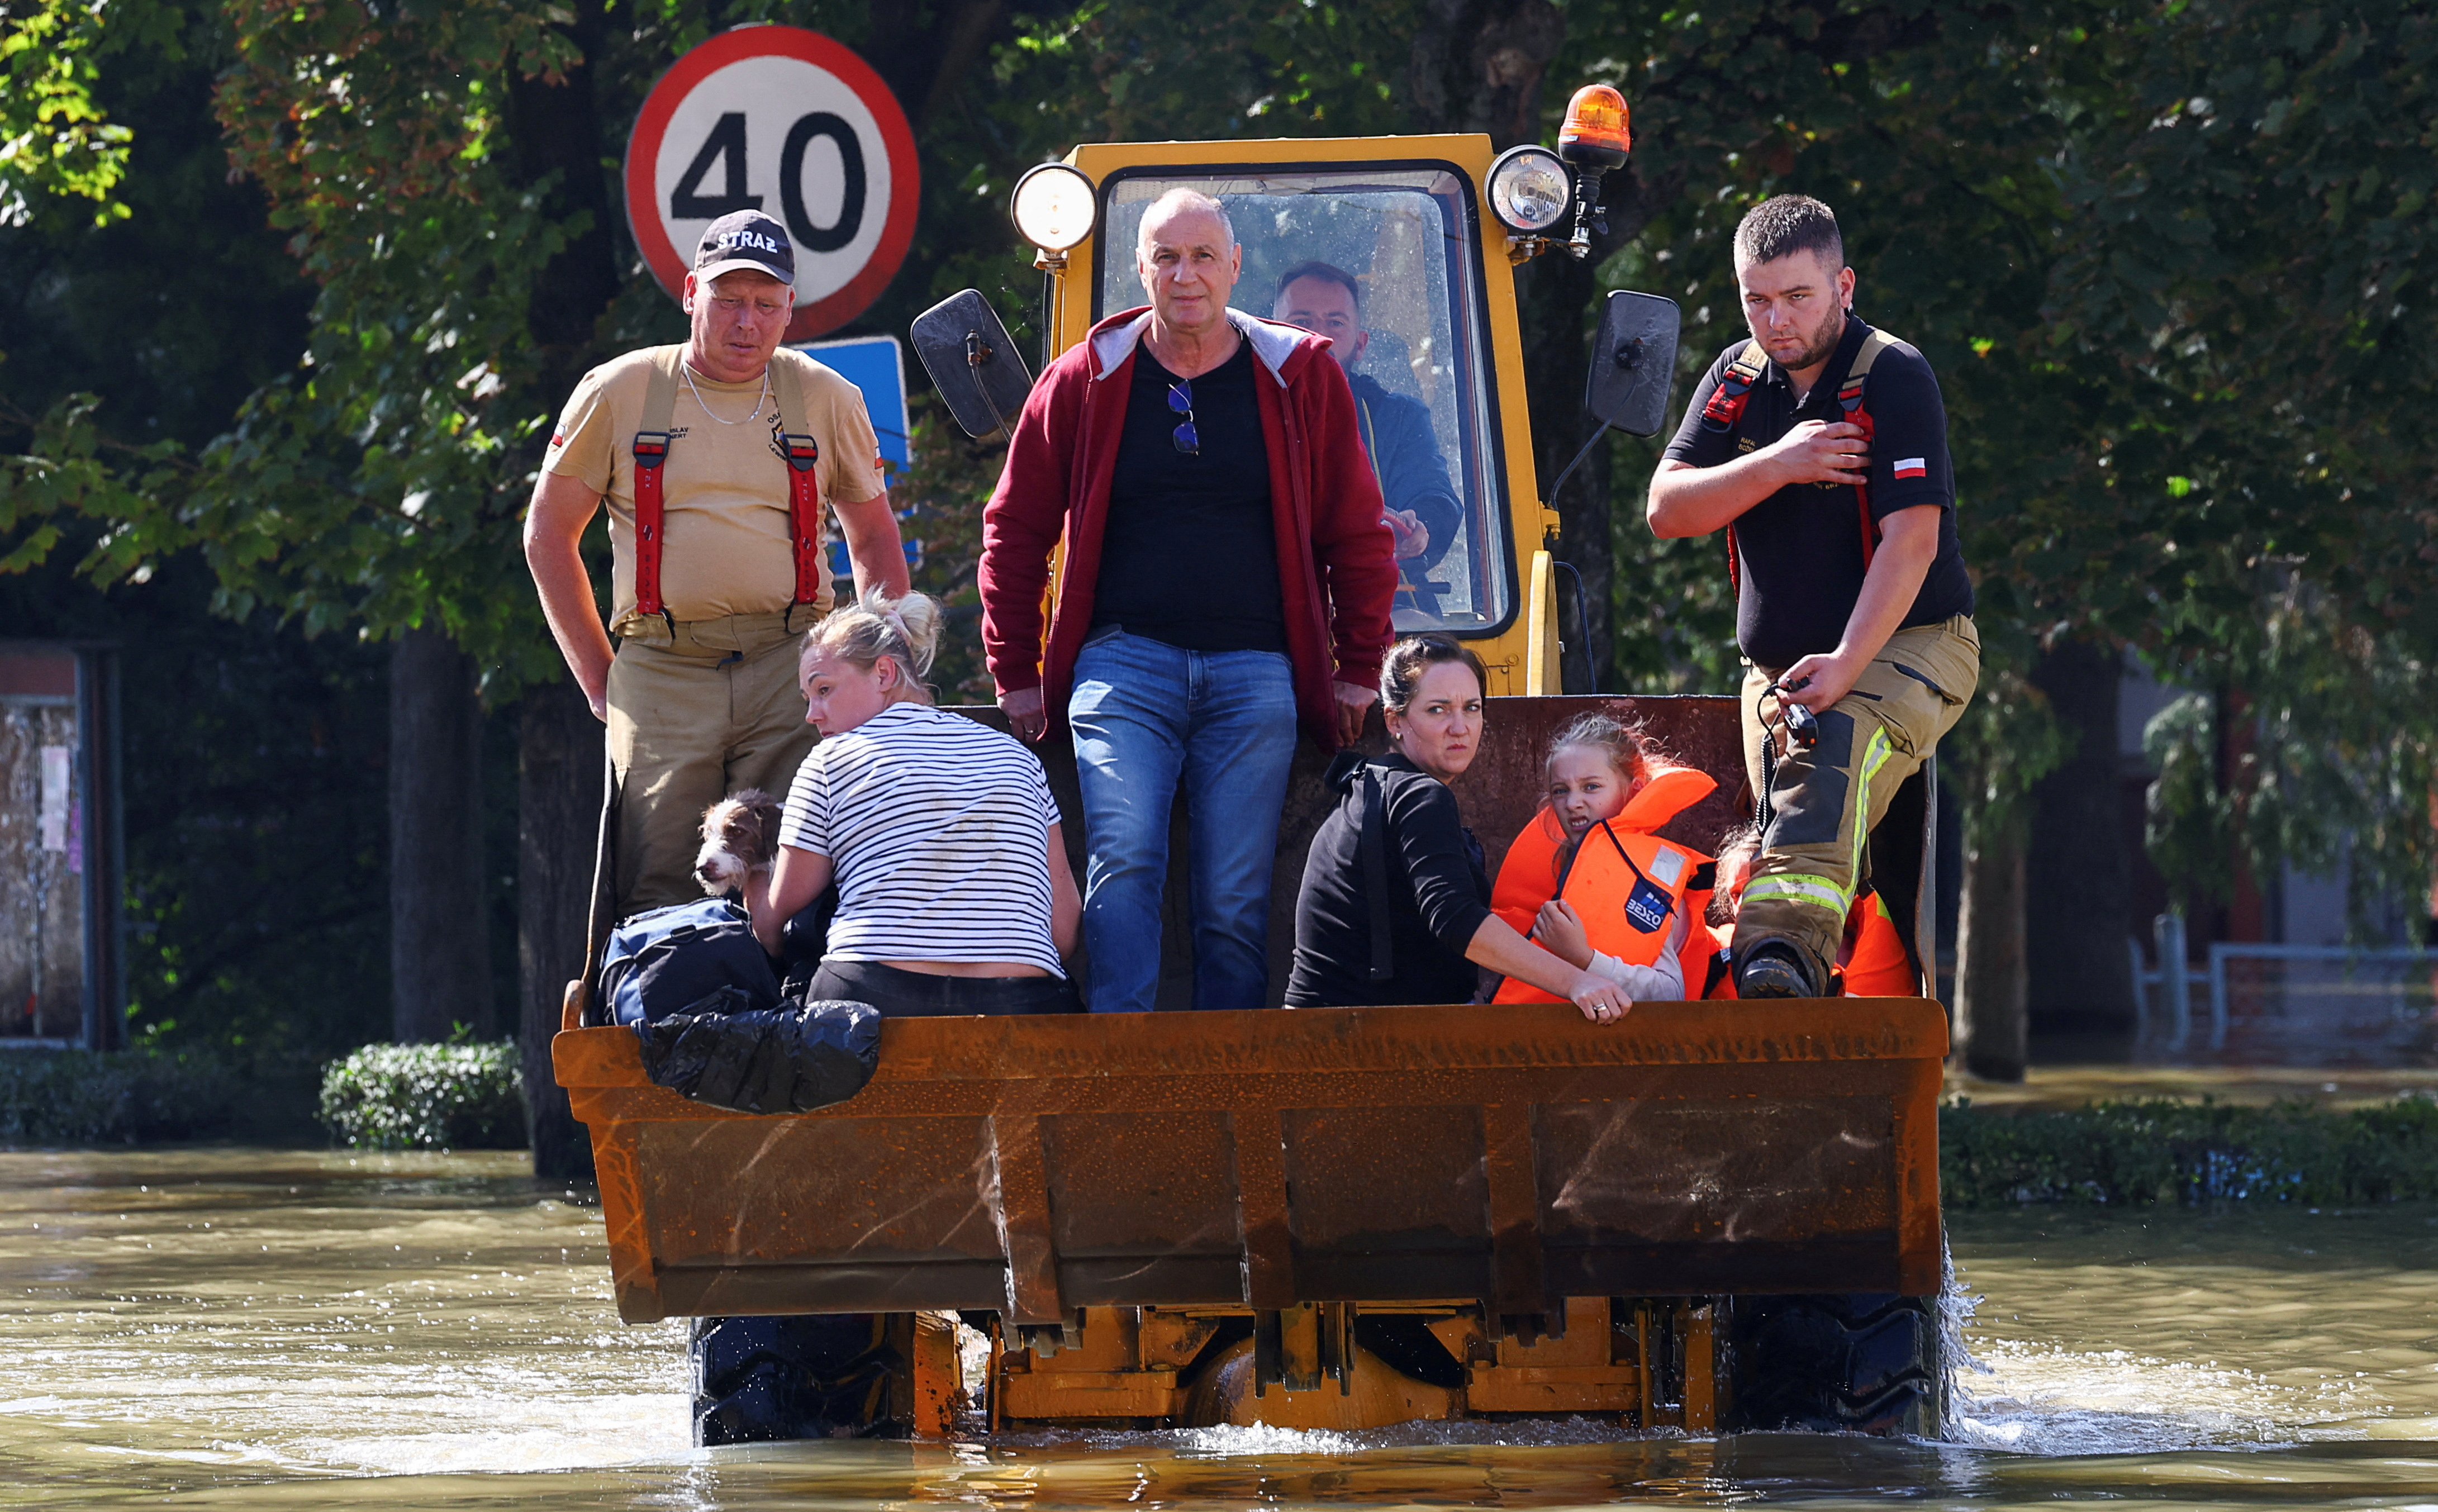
[1662,315,1974,669]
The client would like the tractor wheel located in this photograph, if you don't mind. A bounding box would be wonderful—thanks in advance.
[690,1313,909,1446]
[1723,1293,1945,1437]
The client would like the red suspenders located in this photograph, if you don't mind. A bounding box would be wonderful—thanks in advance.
[1835,363,1879,573]
[630,428,675,625]
[1700,343,1770,600]
[629,353,828,628]
[780,431,823,614]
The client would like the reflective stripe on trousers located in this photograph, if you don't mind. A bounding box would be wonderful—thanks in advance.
[1731,615,1980,981]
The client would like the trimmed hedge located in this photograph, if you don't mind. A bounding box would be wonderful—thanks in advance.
[0,1048,257,1144]
[317,1041,525,1150]
[1941,1095,2438,1207]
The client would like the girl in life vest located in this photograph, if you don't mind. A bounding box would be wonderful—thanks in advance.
[1490,713,1714,1004]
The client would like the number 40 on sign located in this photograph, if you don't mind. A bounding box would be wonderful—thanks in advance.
[625,26,920,343]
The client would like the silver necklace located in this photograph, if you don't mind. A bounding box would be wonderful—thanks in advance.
[683,363,772,426]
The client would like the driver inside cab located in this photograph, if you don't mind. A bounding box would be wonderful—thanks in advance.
[1272,261,1463,615]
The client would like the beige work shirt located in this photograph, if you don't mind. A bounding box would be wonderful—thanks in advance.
[544,345,886,630]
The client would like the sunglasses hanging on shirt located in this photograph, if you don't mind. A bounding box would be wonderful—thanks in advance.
[1167,381,1199,456]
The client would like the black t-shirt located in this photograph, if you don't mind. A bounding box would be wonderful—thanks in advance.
[1284,754,1491,1008]
[1091,341,1286,654]
[1661,316,1974,669]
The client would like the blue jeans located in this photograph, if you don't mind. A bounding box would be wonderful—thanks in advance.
[1068,628,1298,1013]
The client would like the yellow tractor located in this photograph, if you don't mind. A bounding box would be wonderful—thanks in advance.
[556,96,1952,1445]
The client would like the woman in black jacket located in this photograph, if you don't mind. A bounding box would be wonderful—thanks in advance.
[1284,636,1637,1022]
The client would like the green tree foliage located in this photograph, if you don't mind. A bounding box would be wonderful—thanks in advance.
[1565,0,2435,900]
[0,0,400,1054]
[0,0,153,224]
[2051,0,2438,919]
[2049,0,2438,644]
[129,0,585,672]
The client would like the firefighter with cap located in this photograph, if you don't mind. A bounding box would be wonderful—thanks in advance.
[1646,193,1980,1000]
[526,210,909,915]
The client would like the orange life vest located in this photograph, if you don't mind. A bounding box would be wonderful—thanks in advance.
[1835,887,1917,996]
[1695,920,1737,1000]
[1491,768,1716,1005]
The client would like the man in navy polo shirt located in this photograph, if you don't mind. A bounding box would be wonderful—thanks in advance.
[1647,194,1981,1000]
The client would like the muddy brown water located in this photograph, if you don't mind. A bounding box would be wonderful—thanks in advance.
[6,1147,2437,1509]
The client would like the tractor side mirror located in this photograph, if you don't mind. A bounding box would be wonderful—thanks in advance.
[909,290,1036,441]
[1584,290,1681,438]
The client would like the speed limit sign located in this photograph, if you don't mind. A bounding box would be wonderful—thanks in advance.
[625,26,920,340]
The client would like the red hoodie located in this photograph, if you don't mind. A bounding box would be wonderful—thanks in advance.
[978,305,1399,751]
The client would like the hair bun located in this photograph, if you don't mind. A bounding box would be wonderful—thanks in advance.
[881,591,943,678]
[803,588,947,696]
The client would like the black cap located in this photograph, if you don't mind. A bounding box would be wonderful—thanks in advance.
[694,211,795,287]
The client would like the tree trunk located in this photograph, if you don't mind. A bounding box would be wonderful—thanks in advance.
[506,5,617,368]
[389,626,491,1043]
[1405,0,1564,147]
[503,3,616,1176]
[2024,635,2137,1034]
[1954,822,2028,1081]
[519,677,601,1182]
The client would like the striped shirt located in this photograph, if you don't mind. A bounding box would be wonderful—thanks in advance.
[780,702,1064,976]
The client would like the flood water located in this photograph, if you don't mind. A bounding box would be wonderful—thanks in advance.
[7,1148,2438,1509]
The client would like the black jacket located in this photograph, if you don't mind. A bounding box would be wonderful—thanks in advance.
[1284,752,1490,1007]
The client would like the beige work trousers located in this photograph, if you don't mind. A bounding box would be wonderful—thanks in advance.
[607,611,816,916]
[1732,614,1981,983]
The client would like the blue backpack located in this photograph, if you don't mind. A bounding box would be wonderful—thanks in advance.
[597,898,780,1029]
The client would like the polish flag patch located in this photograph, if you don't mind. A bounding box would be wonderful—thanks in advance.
[1894,457,1928,479]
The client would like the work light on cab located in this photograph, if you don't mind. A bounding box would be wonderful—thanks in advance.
[1553,83,1632,259]
[1558,84,1632,168]
[1010,163,1096,265]
[1487,145,1572,239]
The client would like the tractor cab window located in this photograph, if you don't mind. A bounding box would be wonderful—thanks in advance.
[1097,167,1514,637]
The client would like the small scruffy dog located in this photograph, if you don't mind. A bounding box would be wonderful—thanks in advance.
[693,788,783,896]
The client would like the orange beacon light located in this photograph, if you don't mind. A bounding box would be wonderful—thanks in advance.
[1558,84,1632,169]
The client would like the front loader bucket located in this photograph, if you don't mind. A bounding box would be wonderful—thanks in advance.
[554,997,1946,1327]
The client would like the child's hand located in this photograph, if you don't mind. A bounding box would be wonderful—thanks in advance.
[1536,899,1593,968]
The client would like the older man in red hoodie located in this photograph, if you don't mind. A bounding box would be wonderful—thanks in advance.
[980,187,1398,1015]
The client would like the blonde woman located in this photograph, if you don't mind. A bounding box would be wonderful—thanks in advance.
[751,591,1083,1015]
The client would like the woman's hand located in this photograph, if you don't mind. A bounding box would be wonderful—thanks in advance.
[755,845,835,957]
[1534,899,1593,968]
[1569,972,1633,1025]
[1465,914,1631,1023]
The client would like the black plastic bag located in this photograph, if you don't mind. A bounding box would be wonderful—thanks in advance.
[638,995,881,1115]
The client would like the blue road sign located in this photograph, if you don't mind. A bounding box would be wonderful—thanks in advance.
[791,334,910,469]
[827,536,923,579]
